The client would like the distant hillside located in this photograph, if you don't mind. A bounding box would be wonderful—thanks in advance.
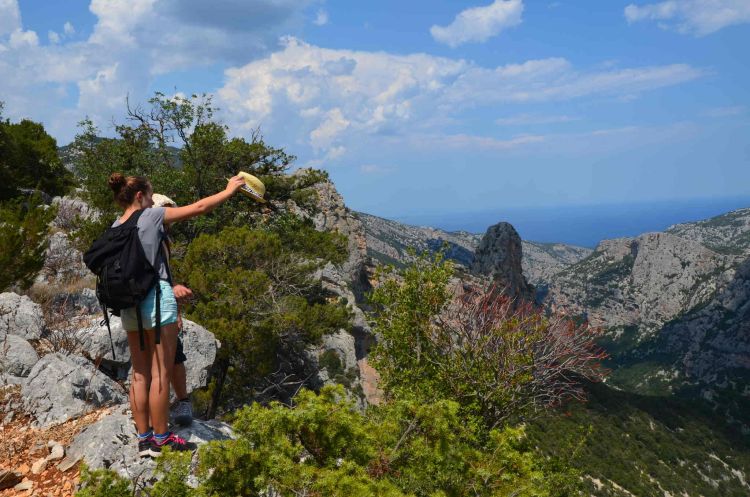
[666,207,750,256]
[528,380,750,497]
[355,211,591,286]
[542,207,750,435]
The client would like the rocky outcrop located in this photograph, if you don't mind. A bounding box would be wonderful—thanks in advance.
[0,293,44,340]
[58,408,234,481]
[37,232,90,284]
[305,175,371,300]
[357,211,590,287]
[0,335,39,377]
[471,222,535,302]
[22,353,127,427]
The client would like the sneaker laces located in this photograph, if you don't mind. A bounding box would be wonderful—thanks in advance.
[158,432,187,446]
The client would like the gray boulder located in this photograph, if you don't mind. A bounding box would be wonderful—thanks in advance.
[59,407,234,481]
[0,293,44,340]
[181,319,220,394]
[0,335,39,377]
[78,315,130,364]
[22,353,127,427]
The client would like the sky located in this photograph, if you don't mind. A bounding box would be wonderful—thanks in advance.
[1,0,749,232]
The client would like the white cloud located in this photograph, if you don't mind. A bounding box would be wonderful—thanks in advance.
[0,0,20,37]
[314,9,328,26]
[702,105,745,117]
[217,38,704,162]
[430,0,523,47]
[310,108,350,150]
[0,0,315,141]
[9,29,38,48]
[495,114,578,125]
[624,0,750,36]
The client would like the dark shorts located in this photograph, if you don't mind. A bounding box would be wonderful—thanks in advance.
[175,336,187,365]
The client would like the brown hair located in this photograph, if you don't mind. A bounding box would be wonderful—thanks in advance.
[108,173,151,208]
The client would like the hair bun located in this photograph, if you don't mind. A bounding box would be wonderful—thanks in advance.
[108,172,126,192]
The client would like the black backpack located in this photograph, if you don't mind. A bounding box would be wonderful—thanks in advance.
[83,209,163,358]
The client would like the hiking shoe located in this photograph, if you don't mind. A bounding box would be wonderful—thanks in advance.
[170,399,193,427]
[138,435,154,458]
[149,432,197,456]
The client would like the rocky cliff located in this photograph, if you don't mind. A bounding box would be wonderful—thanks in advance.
[541,209,750,422]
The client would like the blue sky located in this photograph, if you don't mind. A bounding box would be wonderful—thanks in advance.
[1,0,749,224]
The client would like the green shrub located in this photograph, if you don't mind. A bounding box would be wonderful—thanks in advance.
[0,193,56,291]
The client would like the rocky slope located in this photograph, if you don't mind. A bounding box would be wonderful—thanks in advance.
[356,211,591,286]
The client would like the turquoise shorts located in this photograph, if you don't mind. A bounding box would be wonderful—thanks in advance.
[120,280,178,331]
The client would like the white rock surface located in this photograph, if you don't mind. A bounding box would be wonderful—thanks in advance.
[0,293,44,340]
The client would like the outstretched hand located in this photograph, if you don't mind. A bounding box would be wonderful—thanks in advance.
[225,175,246,195]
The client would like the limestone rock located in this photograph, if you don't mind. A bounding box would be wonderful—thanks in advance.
[0,334,39,377]
[180,319,220,393]
[30,458,47,474]
[0,293,44,340]
[51,195,98,231]
[60,407,234,481]
[13,479,32,492]
[77,315,130,365]
[47,443,65,461]
[22,353,127,427]
[471,222,535,302]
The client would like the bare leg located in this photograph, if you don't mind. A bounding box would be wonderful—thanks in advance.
[172,362,188,400]
[127,331,153,435]
[149,323,178,435]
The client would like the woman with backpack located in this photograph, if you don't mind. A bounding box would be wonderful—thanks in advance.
[107,172,245,456]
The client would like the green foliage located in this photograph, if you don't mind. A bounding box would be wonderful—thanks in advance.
[67,93,326,250]
[0,115,73,201]
[527,380,750,497]
[175,225,350,416]
[369,252,605,427]
[196,386,579,497]
[0,193,56,291]
[75,465,131,497]
[369,252,454,402]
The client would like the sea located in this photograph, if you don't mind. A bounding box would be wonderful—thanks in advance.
[390,195,750,248]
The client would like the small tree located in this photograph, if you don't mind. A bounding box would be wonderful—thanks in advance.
[370,253,608,427]
[0,193,56,291]
[175,223,350,417]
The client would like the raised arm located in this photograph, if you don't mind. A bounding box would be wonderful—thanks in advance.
[164,175,246,224]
